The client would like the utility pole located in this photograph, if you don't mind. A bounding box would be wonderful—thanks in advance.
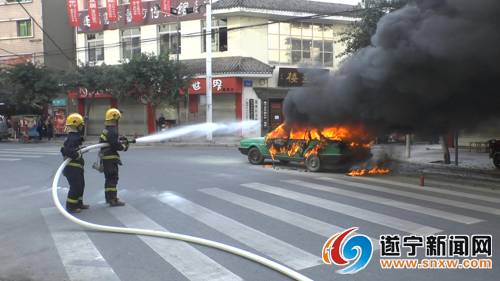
[405,134,411,159]
[205,0,213,141]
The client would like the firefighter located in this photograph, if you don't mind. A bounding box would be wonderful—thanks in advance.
[61,113,88,213]
[99,108,127,207]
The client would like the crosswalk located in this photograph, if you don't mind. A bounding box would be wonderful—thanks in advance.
[41,175,500,281]
[0,146,60,161]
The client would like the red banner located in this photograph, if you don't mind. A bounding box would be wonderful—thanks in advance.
[66,0,80,27]
[87,0,100,29]
[160,0,171,15]
[130,0,144,23]
[106,0,118,22]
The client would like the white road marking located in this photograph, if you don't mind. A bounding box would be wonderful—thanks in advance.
[0,150,59,155]
[158,192,322,270]
[419,179,500,195]
[0,157,21,161]
[284,179,482,224]
[344,175,500,203]
[109,205,243,281]
[241,183,441,236]
[200,187,379,249]
[318,177,500,216]
[0,154,42,158]
[41,208,120,281]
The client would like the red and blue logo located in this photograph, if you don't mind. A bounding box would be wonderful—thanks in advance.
[322,227,373,274]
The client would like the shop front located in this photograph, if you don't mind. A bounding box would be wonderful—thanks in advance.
[68,89,117,135]
[187,77,243,123]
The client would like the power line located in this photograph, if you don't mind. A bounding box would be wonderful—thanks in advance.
[2,4,368,63]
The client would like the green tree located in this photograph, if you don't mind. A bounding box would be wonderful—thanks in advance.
[64,64,118,136]
[112,53,192,124]
[4,62,60,113]
[338,0,409,57]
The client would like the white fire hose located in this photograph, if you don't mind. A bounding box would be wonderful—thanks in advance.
[52,143,314,281]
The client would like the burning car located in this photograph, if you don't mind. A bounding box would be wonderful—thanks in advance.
[238,124,372,172]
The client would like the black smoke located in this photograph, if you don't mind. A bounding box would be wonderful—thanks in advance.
[284,0,500,135]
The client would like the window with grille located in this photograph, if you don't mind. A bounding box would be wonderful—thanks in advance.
[16,19,32,37]
[268,22,334,67]
[158,23,180,55]
[86,32,104,64]
[121,28,141,60]
[201,19,227,53]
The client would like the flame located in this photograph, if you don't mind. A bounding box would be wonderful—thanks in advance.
[347,166,391,177]
[265,123,372,161]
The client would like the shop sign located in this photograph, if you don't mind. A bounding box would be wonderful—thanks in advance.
[188,77,242,95]
[243,80,253,87]
[77,0,202,33]
[52,98,67,107]
[68,88,113,99]
[278,68,304,87]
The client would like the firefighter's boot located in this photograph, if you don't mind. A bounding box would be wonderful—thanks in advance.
[108,198,125,207]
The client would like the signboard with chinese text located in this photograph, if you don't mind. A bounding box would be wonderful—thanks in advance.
[68,88,113,99]
[77,0,203,33]
[188,77,242,95]
[278,68,304,87]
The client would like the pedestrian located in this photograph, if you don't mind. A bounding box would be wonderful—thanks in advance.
[36,118,43,141]
[46,119,54,141]
[60,113,88,213]
[99,108,127,207]
[157,113,166,132]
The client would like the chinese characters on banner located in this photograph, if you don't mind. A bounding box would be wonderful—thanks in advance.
[161,0,171,15]
[66,0,80,27]
[87,0,101,29]
[130,0,144,23]
[106,0,118,22]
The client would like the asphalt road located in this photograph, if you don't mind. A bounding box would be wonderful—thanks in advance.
[0,142,499,281]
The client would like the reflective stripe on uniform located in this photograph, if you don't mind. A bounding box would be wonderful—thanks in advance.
[67,162,83,169]
[100,133,108,141]
[105,188,117,192]
[67,198,79,203]
[102,155,120,160]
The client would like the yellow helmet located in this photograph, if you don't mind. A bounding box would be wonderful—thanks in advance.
[105,108,122,121]
[65,113,84,127]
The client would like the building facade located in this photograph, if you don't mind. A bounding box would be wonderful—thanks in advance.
[0,0,75,70]
[74,0,356,136]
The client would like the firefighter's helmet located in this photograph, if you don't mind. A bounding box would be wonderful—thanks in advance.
[105,108,122,121]
[65,113,84,127]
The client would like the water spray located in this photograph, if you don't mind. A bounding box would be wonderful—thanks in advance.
[52,122,312,281]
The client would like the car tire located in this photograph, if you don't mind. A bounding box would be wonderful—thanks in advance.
[248,147,264,165]
[305,154,321,172]
[494,155,500,169]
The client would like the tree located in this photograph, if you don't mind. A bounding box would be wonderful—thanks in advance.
[337,0,409,57]
[4,62,60,113]
[112,53,192,126]
[64,64,118,136]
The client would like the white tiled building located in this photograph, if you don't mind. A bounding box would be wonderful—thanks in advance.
[73,0,357,136]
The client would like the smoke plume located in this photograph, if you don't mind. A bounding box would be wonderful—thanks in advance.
[284,0,500,135]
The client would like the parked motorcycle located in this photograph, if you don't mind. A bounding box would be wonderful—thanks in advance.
[488,139,500,168]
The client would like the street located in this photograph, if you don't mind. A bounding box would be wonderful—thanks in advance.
[0,142,499,281]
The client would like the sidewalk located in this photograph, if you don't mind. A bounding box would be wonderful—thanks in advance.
[378,144,500,179]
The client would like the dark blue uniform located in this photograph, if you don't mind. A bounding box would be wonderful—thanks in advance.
[99,125,125,203]
[61,132,85,210]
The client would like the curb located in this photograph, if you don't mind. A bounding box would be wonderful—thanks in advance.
[392,159,500,182]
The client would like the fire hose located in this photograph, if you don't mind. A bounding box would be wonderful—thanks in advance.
[51,142,314,281]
